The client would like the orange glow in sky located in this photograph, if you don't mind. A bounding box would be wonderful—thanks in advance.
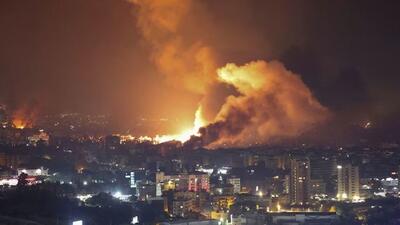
[153,105,205,143]
[12,118,27,129]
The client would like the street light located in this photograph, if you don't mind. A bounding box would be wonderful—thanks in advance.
[72,220,83,225]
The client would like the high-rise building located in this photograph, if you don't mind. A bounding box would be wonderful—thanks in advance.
[289,157,311,205]
[337,163,360,201]
[227,176,241,194]
[310,156,337,196]
[310,156,337,181]
[125,171,137,187]
[310,179,327,196]
[188,172,210,192]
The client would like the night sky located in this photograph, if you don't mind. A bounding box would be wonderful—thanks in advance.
[0,0,399,133]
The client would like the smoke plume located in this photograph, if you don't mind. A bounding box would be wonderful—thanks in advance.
[200,61,330,148]
[131,1,330,148]
[130,0,217,94]
[11,105,38,129]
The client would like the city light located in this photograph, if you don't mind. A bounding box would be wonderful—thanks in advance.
[131,216,139,224]
[72,220,83,225]
[76,194,92,202]
[0,1,397,224]
[113,191,122,199]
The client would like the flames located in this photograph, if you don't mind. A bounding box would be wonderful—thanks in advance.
[142,61,330,148]
[11,107,36,129]
[131,0,214,144]
[12,118,28,129]
[130,0,331,148]
[153,106,206,143]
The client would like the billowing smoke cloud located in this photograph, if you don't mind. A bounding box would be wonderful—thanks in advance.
[130,0,217,94]
[200,61,330,148]
[131,0,330,148]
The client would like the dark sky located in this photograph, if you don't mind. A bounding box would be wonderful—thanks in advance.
[0,0,399,130]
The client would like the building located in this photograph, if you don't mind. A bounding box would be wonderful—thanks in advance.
[137,181,157,201]
[156,171,190,195]
[164,191,197,217]
[213,184,234,196]
[159,220,218,225]
[157,172,210,193]
[196,191,210,209]
[172,198,195,217]
[17,167,48,176]
[310,156,337,181]
[227,177,241,194]
[125,171,139,196]
[232,213,267,225]
[310,179,327,197]
[337,163,360,201]
[27,130,50,146]
[242,153,259,167]
[289,157,311,205]
[269,212,338,225]
[188,172,210,192]
[212,195,235,210]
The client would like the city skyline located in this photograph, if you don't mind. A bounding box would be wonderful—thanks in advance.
[0,1,400,225]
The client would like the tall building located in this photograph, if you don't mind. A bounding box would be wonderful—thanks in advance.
[188,172,210,192]
[137,182,157,201]
[125,171,137,195]
[227,176,241,194]
[310,156,337,181]
[289,157,311,205]
[310,156,337,196]
[310,179,327,196]
[337,163,360,201]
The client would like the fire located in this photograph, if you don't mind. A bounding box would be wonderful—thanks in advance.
[200,61,330,148]
[11,106,37,129]
[12,118,27,129]
[131,1,330,148]
[153,106,206,143]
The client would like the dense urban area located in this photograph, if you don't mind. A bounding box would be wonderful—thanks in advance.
[1,106,399,225]
[1,1,400,225]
